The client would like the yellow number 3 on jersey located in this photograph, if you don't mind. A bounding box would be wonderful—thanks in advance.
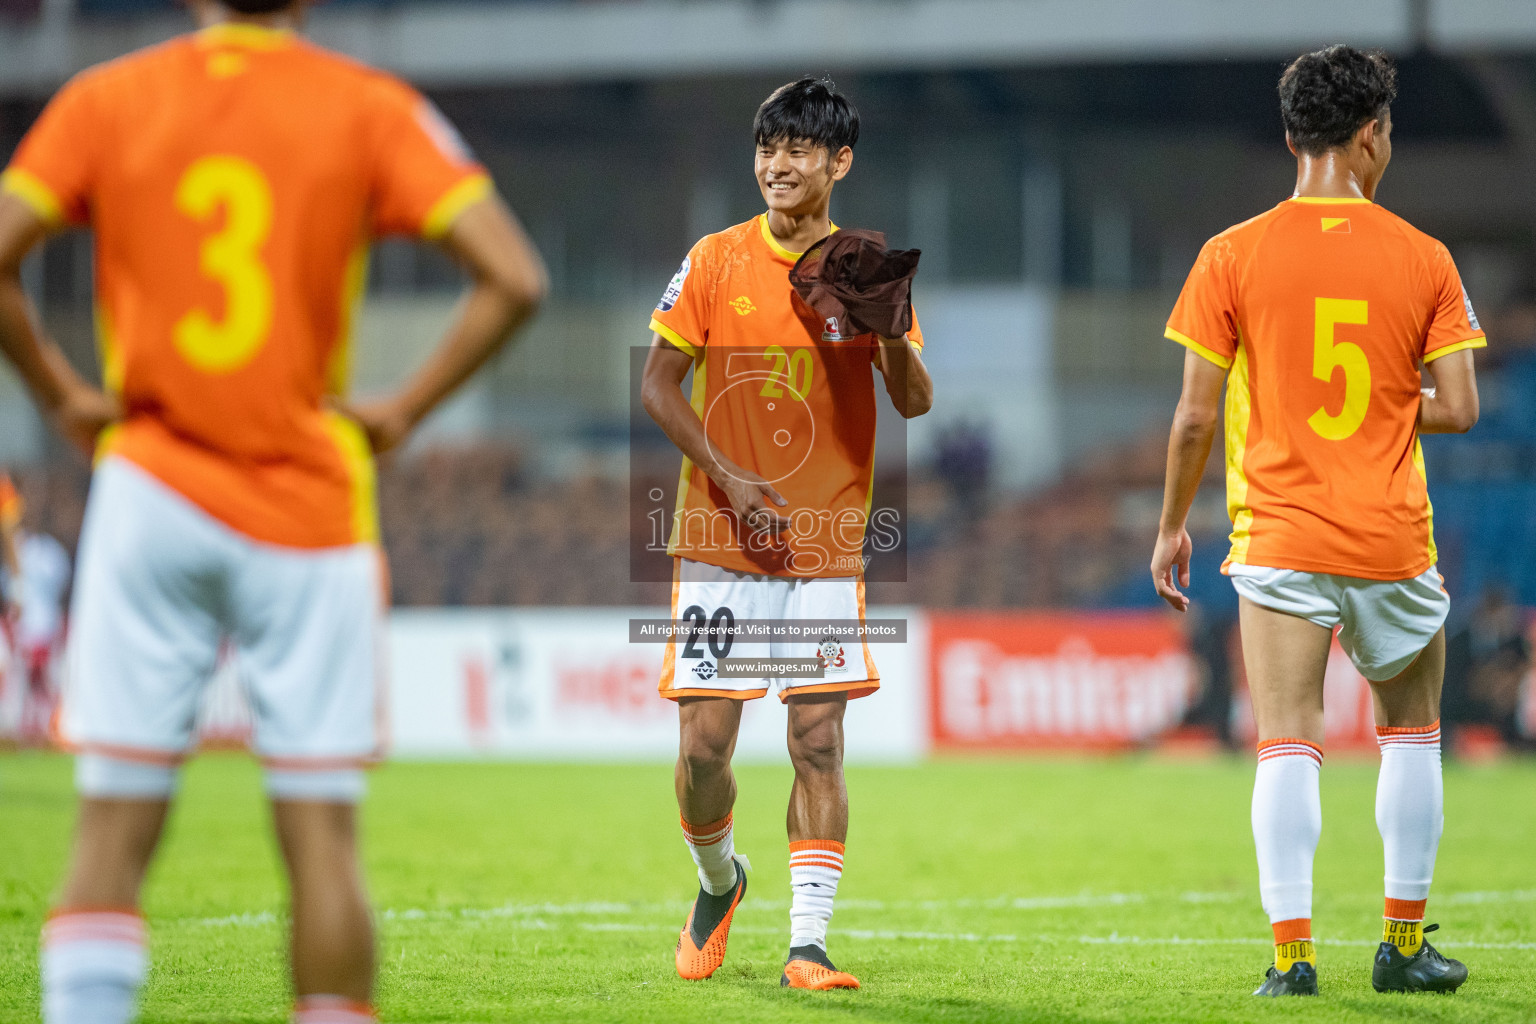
[174,155,274,374]
[1308,297,1371,441]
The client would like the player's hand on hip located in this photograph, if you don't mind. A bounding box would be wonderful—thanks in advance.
[1151,528,1193,612]
[720,469,791,538]
[331,396,415,455]
[53,383,121,455]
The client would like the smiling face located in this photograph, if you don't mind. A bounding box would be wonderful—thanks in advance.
[755,138,853,217]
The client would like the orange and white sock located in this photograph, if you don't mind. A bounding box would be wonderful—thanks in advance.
[292,995,377,1024]
[1253,738,1323,954]
[789,840,844,950]
[41,909,148,1024]
[682,814,738,896]
[1271,917,1315,972]
[1377,720,1442,956]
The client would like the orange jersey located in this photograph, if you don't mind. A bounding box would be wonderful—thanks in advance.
[650,215,924,578]
[1166,197,1486,580]
[1,24,490,548]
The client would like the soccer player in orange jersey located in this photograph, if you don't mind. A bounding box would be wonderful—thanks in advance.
[1152,46,1481,997]
[0,0,547,1017]
[641,78,932,990]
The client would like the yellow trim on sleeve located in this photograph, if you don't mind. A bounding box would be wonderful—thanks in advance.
[1,168,64,225]
[422,173,493,240]
[1423,336,1487,363]
[650,317,699,356]
[1165,326,1233,369]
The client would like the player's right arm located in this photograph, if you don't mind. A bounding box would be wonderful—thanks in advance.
[1154,235,1240,611]
[1152,349,1225,611]
[640,336,790,534]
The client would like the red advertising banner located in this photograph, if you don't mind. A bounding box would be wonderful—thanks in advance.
[929,612,1197,750]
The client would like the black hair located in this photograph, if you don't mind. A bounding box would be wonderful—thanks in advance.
[1279,45,1398,155]
[753,76,860,154]
[220,0,297,14]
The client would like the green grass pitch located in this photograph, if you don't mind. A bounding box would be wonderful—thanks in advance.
[1,752,1533,1023]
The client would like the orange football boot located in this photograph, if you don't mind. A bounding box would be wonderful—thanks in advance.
[781,944,860,989]
[675,856,749,980]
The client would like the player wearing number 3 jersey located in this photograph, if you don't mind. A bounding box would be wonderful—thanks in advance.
[641,78,931,990]
[1153,46,1480,998]
[0,0,546,1019]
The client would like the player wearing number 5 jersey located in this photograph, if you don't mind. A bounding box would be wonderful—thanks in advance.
[1153,46,1480,998]
[0,0,546,1019]
[641,78,931,990]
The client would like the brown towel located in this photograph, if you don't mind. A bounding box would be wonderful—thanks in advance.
[789,229,921,339]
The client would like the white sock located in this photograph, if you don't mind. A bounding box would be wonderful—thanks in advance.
[1252,739,1323,925]
[1376,720,1443,904]
[41,911,149,1024]
[681,814,737,896]
[789,840,844,949]
[292,995,377,1023]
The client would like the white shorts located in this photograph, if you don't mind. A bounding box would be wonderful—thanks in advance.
[60,458,386,772]
[1229,563,1450,682]
[658,558,878,702]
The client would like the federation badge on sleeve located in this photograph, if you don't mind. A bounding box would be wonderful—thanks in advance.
[658,257,690,312]
[821,317,845,342]
[1462,286,1481,332]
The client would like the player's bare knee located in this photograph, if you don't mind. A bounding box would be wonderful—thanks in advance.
[787,724,843,777]
[677,727,734,780]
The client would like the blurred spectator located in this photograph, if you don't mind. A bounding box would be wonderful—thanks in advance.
[933,419,992,525]
[1444,586,1533,753]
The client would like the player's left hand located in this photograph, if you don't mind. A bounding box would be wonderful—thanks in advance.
[332,397,416,455]
[1151,528,1193,612]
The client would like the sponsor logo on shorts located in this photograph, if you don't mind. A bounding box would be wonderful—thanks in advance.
[658,258,689,312]
[692,660,717,681]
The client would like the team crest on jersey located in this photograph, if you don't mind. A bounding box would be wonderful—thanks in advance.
[1462,286,1481,331]
[693,660,717,681]
[821,317,845,342]
[658,258,689,312]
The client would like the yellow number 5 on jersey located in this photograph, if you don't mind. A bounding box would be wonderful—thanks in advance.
[1308,297,1371,441]
[174,155,274,374]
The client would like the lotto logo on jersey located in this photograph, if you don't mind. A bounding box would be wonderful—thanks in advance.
[821,317,845,342]
[658,258,689,312]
